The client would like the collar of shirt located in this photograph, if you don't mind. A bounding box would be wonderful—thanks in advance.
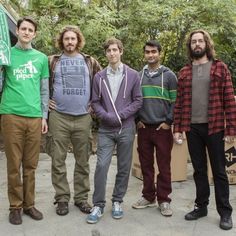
[144,64,162,77]
[107,63,123,76]
[15,42,33,50]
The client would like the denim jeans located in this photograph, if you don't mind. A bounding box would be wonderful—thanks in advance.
[93,126,135,208]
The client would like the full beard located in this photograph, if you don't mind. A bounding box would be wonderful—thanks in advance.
[191,48,207,59]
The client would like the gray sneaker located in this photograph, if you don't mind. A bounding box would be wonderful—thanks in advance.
[132,197,156,209]
[159,202,173,217]
[112,202,123,219]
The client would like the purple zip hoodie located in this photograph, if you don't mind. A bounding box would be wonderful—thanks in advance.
[92,64,143,131]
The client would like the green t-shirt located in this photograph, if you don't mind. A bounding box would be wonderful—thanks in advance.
[0,46,49,117]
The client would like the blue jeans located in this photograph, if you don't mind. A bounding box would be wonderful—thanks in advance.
[93,126,135,208]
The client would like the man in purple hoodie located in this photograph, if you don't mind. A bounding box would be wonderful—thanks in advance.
[87,38,142,224]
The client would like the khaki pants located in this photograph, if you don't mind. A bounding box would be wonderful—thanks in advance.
[46,110,92,203]
[1,115,41,210]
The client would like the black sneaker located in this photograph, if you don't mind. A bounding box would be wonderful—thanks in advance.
[219,216,233,230]
[185,206,207,220]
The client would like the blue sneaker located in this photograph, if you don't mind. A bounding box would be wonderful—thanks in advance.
[112,202,123,219]
[86,206,103,224]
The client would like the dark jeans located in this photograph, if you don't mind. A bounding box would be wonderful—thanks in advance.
[186,123,232,217]
[137,126,173,203]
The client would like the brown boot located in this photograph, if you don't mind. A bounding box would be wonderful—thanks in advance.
[9,209,22,225]
[75,201,92,214]
[56,202,69,216]
[23,207,43,220]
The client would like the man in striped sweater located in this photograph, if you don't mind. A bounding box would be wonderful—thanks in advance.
[132,40,177,217]
[174,29,236,230]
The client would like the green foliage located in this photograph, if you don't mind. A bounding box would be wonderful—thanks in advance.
[10,0,236,90]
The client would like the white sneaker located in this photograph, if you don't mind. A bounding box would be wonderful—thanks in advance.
[159,202,173,216]
[132,197,156,209]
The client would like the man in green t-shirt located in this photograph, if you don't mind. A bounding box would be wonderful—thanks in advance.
[0,17,49,225]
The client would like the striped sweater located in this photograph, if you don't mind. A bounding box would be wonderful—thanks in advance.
[138,65,177,125]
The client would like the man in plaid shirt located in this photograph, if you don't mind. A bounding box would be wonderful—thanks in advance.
[174,29,236,230]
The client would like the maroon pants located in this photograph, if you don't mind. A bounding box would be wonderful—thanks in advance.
[137,126,173,203]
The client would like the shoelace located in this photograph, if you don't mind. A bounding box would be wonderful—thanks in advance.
[137,197,145,204]
[161,203,170,209]
[90,206,101,216]
[113,202,122,212]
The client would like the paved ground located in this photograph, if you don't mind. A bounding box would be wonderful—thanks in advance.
[0,152,235,236]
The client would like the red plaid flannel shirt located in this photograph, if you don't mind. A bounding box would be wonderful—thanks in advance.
[174,59,236,136]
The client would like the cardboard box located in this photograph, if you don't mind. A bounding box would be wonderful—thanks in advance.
[208,142,236,184]
[132,134,188,182]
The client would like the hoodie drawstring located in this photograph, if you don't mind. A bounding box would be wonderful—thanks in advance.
[140,69,145,85]
[102,79,122,134]
[99,77,102,98]
[123,69,127,99]
[161,72,164,95]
